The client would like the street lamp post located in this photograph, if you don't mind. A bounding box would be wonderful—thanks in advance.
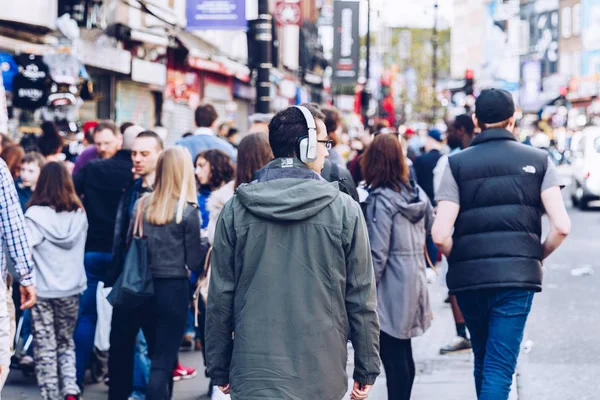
[256,0,273,114]
[363,0,371,128]
[431,0,439,124]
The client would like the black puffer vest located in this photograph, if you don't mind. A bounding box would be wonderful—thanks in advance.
[447,129,547,293]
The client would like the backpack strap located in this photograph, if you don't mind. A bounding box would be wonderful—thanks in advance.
[330,162,340,183]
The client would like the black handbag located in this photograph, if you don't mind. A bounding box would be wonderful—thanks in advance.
[107,196,154,309]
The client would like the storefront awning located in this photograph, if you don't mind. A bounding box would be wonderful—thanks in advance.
[174,31,216,59]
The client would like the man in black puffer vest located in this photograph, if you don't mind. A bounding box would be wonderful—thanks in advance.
[432,89,571,400]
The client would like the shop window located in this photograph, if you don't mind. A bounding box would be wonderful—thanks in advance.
[573,3,581,36]
[561,7,571,39]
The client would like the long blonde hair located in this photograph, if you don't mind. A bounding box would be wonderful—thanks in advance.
[145,147,197,225]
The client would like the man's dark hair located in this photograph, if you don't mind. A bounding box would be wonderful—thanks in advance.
[321,106,341,135]
[95,120,119,136]
[136,130,164,150]
[454,114,475,135]
[37,121,64,157]
[195,104,219,128]
[120,122,134,135]
[268,104,325,158]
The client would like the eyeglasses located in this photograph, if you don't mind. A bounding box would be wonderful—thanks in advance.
[317,139,333,150]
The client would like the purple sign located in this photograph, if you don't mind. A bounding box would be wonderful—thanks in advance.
[186,0,247,31]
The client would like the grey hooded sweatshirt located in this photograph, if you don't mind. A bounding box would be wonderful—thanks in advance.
[364,184,433,339]
[25,206,88,298]
[206,158,380,400]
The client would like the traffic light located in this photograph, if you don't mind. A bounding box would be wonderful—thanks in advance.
[465,69,474,96]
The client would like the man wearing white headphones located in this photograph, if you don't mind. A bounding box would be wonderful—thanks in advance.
[206,104,380,400]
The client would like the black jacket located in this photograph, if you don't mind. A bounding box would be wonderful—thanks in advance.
[106,179,151,287]
[414,149,442,205]
[447,129,547,293]
[139,202,206,279]
[74,150,133,253]
[321,159,359,202]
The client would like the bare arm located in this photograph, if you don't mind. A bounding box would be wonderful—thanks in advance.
[431,200,460,257]
[541,186,570,259]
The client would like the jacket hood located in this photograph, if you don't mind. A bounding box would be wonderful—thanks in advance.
[370,182,428,224]
[26,206,88,249]
[236,158,340,221]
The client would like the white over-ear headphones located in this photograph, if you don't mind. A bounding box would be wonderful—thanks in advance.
[294,105,318,164]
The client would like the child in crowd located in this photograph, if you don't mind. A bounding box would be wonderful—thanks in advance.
[16,152,46,211]
[25,162,88,400]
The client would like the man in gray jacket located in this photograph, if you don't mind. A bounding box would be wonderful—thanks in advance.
[206,105,380,400]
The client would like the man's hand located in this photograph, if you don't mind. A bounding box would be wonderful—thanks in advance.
[350,381,372,400]
[218,384,231,395]
[20,285,37,310]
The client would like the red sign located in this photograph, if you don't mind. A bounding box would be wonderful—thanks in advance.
[275,0,302,26]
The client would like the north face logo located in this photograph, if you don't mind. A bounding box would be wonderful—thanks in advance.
[522,165,536,174]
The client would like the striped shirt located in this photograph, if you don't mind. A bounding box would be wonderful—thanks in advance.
[0,159,34,286]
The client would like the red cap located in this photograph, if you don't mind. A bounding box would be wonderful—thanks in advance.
[83,121,98,133]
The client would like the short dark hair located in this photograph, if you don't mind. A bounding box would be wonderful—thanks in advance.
[321,106,341,135]
[120,122,134,135]
[135,130,164,150]
[37,121,64,157]
[268,104,325,158]
[28,162,83,212]
[195,104,218,128]
[454,114,475,135]
[227,128,239,138]
[195,149,235,190]
[95,120,119,136]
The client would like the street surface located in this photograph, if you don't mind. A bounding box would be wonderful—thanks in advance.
[4,167,593,400]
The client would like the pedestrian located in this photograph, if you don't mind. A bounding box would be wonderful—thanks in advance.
[16,152,46,211]
[226,128,239,148]
[321,106,346,169]
[25,161,88,400]
[126,147,205,400]
[206,133,273,244]
[435,115,475,355]
[361,133,433,400]
[432,89,571,399]
[73,123,140,391]
[1,144,25,180]
[206,105,380,400]
[217,122,231,139]
[176,104,237,163]
[194,150,235,230]
[0,157,37,386]
[248,113,272,135]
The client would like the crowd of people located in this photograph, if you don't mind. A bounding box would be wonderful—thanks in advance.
[0,88,570,400]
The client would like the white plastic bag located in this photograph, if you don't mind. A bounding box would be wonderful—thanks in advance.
[211,386,231,400]
[95,281,113,352]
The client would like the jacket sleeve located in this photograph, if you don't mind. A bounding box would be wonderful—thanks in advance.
[73,165,86,196]
[107,189,132,287]
[24,215,44,248]
[184,207,207,272]
[366,197,393,284]
[206,202,236,386]
[344,202,381,386]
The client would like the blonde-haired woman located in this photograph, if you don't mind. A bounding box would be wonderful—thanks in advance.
[108,147,205,400]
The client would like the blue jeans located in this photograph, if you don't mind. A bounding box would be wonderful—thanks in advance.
[74,251,112,384]
[132,330,151,398]
[457,289,534,400]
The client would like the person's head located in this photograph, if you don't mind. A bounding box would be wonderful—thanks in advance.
[195,104,219,129]
[28,161,83,212]
[1,145,25,180]
[218,122,231,138]
[38,121,64,158]
[425,129,445,151]
[20,152,46,189]
[146,147,197,225]
[122,125,145,150]
[321,106,342,146]
[268,105,329,173]
[227,128,239,145]
[473,89,516,132]
[132,131,164,178]
[451,114,476,149]
[0,133,13,155]
[120,122,134,135]
[361,133,410,192]
[82,121,98,147]
[235,133,274,188]
[194,149,235,190]
[248,113,273,135]
[94,120,122,159]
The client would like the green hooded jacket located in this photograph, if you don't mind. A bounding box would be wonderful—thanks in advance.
[206,158,380,400]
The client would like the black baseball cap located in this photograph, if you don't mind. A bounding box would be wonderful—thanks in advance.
[475,89,515,124]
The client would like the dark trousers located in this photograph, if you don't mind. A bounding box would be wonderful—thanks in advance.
[380,331,415,400]
[456,289,534,400]
[108,278,189,400]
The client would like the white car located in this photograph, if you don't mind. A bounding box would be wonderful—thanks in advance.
[570,127,600,209]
